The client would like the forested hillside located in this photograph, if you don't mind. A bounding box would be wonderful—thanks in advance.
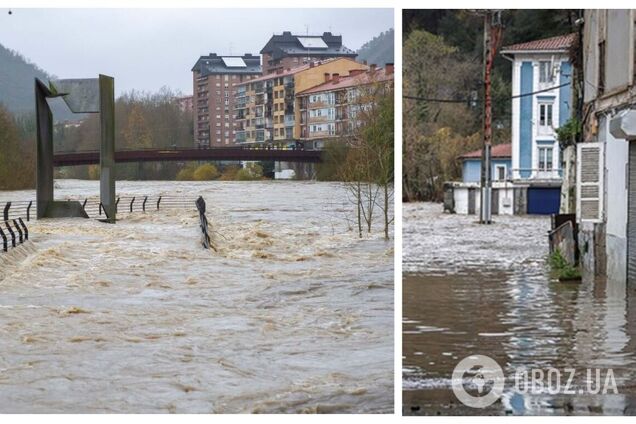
[357,28,394,67]
[402,10,578,202]
[0,42,76,121]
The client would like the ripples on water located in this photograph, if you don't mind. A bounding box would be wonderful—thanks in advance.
[403,202,636,416]
[0,180,393,413]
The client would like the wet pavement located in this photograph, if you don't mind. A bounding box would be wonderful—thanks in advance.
[403,202,636,416]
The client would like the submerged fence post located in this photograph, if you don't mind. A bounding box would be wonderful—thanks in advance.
[130,197,135,213]
[0,226,6,252]
[13,219,23,243]
[18,218,28,241]
[142,196,148,212]
[5,221,15,248]
[157,196,162,210]
[3,202,10,222]
[27,201,32,222]
[195,196,212,250]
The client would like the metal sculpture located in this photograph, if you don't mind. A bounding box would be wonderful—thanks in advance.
[35,75,115,222]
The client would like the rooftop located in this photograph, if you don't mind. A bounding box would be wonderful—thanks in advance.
[459,143,512,159]
[235,57,359,85]
[297,65,394,95]
[501,33,576,53]
[191,53,262,76]
[260,31,356,60]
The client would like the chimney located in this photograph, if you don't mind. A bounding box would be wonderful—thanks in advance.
[209,53,218,57]
[385,63,394,75]
[332,73,340,84]
[283,31,292,36]
[370,64,377,72]
[349,69,365,77]
[324,72,331,82]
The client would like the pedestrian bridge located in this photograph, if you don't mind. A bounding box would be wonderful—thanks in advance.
[53,146,323,166]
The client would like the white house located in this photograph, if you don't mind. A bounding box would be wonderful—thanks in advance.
[501,32,576,214]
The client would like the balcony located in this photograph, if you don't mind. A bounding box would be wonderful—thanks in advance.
[511,168,563,181]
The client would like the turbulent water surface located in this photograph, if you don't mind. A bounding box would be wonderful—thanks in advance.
[0,180,393,413]
[403,202,636,416]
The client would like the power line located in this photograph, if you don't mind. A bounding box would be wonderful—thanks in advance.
[403,82,570,104]
[402,95,467,104]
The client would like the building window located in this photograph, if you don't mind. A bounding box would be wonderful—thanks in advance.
[538,146,554,171]
[494,164,507,181]
[538,102,553,128]
[539,61,553,83]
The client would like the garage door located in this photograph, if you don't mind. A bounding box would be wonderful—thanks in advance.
[527,187,561,215]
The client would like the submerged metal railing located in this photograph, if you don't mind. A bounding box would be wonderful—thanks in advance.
[0,218,28,252]
[1,196,196,221]
[1,196,212,252]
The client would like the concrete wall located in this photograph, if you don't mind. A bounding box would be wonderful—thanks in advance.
[603,115,629,282]
[606,10,634,94]
[451,183,515,215]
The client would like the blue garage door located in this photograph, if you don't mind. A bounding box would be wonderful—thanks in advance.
[527,187,561,215]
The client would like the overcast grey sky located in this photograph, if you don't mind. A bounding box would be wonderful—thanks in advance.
[0,8,393,96]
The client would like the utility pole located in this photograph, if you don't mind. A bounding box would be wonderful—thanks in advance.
[479,10,503,224]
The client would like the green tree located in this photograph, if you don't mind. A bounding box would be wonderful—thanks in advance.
[193,163,219,181]
[236,163,263,181]
[0,106,35,190]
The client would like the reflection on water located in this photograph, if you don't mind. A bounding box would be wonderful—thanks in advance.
[0,180,393,413]
[403,202,636,416]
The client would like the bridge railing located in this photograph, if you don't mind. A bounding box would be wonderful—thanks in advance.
[53,144,314,155]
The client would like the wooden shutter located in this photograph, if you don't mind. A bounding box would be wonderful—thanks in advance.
[577,142,604,222]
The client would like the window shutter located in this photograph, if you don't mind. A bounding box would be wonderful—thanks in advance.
[577,142,604,222]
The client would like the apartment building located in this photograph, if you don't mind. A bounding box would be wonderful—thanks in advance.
[260,31,357,75]
[235,58,368,147]
[191,53,261,147]
[296,64,394,149]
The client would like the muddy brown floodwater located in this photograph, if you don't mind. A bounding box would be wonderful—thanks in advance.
[403,202,636,416]
[0,180,393,413]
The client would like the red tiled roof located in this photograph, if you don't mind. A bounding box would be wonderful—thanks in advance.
[297,68,394,95]
[459,143,512,159]
[501,33,576,53]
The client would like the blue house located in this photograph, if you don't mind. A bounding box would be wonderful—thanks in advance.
[500,33,575,214]
[446,33,576,216]
[460,143,512,183]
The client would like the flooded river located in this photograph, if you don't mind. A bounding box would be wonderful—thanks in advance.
[403,202,636,416]
[0,180,393,413]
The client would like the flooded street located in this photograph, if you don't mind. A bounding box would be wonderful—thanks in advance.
[0,180,393,413]
[403,202,636,416]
